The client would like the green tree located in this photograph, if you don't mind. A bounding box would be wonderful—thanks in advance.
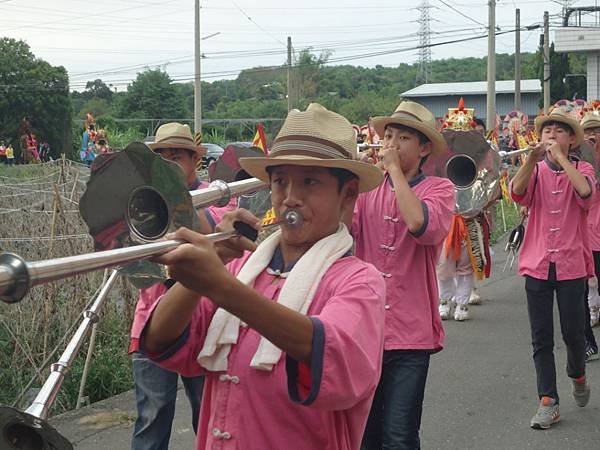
[84,79,114,102]
[117,69,186,120]
[0,38,72,158]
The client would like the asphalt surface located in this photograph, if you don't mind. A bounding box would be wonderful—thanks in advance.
[49,242,600,449]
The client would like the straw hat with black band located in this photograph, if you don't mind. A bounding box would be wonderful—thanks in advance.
[371,101,447,157]
[149,122,206,156]
[534,108,584,147]
[239,103,384,193]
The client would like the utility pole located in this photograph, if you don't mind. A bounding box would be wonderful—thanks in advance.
[486,0,496,130]
[543,11,550,114]
[287,36,293,111]
[194,0,201,134]
[515,8,522,111]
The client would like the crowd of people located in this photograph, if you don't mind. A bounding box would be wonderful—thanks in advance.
[91,96,599,449]
[0,137,51,165]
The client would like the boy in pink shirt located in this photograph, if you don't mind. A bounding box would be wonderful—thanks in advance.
[580,112,600,360]
[511,108,595,429]
[141,104,387,450]
[353,101,454,449]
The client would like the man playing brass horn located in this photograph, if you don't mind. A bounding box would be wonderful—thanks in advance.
[352,101,454,450]
[141,104,386,450]
[129,122,229,450]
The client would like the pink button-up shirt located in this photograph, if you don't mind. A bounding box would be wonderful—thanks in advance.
[588,191,600,251]
[352,173,455,351]
[140,251,386,450]
[511,159,596,280]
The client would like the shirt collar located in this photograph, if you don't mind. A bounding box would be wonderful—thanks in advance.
[267,245,353,277]
[544,156,562,172]
[268,245,299,274]
[385,170,426,188]
[544,155,578,172]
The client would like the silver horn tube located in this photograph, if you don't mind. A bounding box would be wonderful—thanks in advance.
[127,178,268,242]
[446,154,477,189]
[0,210,302,304]
[0,272,119,450]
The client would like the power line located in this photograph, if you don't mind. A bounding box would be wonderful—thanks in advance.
[437,0,487,27]
[229,0,286,47]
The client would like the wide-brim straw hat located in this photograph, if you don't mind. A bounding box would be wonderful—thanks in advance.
[581,113,600,131]
[534,108,584,147]
[149,122,206,156]
[371,101,447,156]
[239,103,383,192]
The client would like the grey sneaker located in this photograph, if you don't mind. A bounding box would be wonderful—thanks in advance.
[572,377,591,407]
[530,397,560,430]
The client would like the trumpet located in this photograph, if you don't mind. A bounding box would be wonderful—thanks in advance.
[357,143,382,151]
[498,147,532,158]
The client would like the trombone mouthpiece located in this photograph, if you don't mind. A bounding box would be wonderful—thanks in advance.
[281,209,303,228]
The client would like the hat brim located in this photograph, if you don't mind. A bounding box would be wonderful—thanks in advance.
[238,155,384,193]
[371,116,447,157]
[534,115,584,147]
[581,116,600,130]
[148,141,207,156]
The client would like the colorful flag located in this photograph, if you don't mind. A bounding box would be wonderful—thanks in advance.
[252,123,269,155]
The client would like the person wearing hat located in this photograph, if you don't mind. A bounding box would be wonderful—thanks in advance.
[580,112,600,361]
[510,108,595,429]
[130,122,229,450]
[138,104,386,450]
[352,101,455,449]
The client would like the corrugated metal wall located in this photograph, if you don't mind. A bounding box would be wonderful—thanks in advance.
[402,93,541,120]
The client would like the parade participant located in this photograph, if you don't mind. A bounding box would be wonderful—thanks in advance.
[81,113,97,165]
[437,102,496,321]
[580,112,600,361]
[5,144,14,165]
[354,101,454,449]
[141,104,386,450]
[130,122,218,450]
[511,108,595,429]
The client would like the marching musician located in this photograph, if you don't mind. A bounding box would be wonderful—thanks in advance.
[141,104,386,450]
[129,122,223,450]
[510,108,595,430]
[580,112,600,361]
[351,101,455,450]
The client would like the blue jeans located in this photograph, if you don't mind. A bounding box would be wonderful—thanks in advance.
[131,352,204,450]
[362,350,431,450]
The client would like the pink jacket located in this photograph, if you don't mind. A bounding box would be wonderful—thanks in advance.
[511,159,596,280]
[352,173,455,351]
[139,252,386,450]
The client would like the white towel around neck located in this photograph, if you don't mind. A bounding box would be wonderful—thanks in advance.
[197,223,353,372]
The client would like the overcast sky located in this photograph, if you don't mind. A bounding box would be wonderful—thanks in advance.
[0,0,594,90]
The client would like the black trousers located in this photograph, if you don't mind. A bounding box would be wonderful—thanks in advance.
[584,251,600,349]
[525,263,586,403]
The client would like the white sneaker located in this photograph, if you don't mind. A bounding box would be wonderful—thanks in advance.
[591,306,600,328]
[468,289,482,305]
[439,299,454,320]
[454,304,470,321]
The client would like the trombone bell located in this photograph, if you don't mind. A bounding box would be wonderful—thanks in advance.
[0,405,72,450]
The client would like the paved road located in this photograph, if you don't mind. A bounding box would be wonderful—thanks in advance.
[50,243,600,449]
